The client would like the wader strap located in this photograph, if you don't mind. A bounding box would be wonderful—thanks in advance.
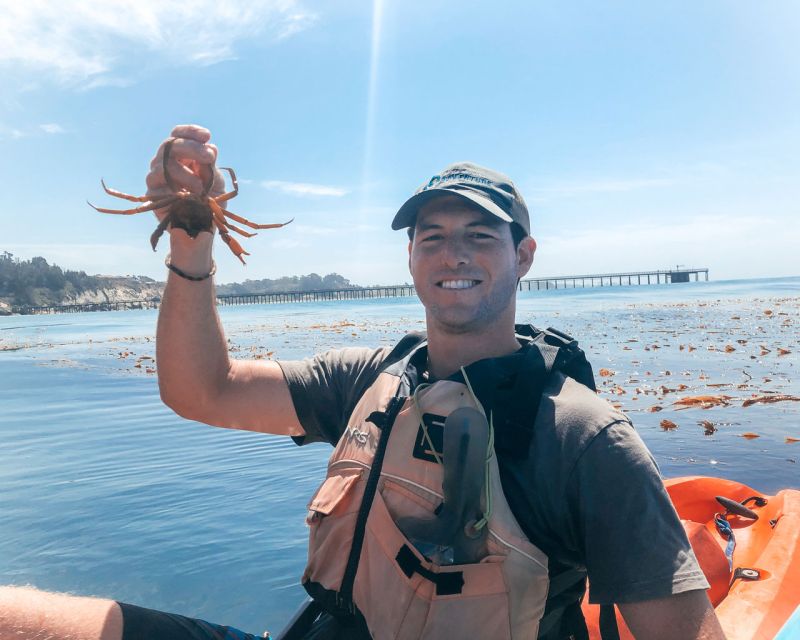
[395,544,465,595]
[599,605,620,640]
[337,394,406,612]
[536,568,588,640]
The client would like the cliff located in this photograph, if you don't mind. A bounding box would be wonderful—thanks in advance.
[0,251,360,314]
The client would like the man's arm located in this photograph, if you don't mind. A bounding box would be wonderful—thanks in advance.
[559,415,723,637]
[151,125,304,437]
[0,586,123,640]
[619,590,726,640]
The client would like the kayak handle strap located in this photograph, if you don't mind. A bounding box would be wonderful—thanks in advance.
[714,495,762,520]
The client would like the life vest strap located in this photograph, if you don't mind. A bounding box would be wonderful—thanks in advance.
[395,544,465,596]
[599,604,621,640]
[337,394,406,612]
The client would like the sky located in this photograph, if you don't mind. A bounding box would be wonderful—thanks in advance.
[1,1,798,285]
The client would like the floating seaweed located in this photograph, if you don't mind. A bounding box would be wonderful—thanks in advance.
[742,395,800,407]
[699,420,717,435]
[674,395,733,409]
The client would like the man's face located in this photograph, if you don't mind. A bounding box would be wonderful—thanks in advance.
[408,196,535,334]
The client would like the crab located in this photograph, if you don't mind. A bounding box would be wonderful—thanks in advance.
[89,138,292,264]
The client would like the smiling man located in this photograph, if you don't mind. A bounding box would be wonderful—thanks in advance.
[0,130,725,640]
[400,171,536,380]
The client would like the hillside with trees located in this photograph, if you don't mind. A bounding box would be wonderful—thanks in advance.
[0,252,163,312]
[0,251,361,314]
[215,273,357,295]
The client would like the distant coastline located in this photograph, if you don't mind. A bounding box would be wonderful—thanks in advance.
[3,250,719,316]
[0,251,361,315]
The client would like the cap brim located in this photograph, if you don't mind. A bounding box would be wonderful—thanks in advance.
[391,188,513,230]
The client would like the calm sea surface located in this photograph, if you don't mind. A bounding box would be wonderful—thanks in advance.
[1,277,798,633]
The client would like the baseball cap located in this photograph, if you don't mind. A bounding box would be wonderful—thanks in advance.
[391,162,530,236]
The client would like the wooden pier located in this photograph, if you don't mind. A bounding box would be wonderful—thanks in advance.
[215,285,417,307]
[517,267,708,291]
[10,268,708,314]
[10,298,161,315]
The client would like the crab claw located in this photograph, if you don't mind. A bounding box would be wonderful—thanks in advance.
[220,233,250,265]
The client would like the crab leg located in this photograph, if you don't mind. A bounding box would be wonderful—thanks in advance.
[214,167,239,204]
[150,213,172,251]
[100,179,153,202]
[222,220,257,238]
[161,139,181,194]
[213,218,249,265]
[208,197,233,231]
[221,207,293,230]
[88,196,178,215]
[208,198,256,238]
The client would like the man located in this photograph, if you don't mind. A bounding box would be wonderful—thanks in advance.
[0,125,725,639]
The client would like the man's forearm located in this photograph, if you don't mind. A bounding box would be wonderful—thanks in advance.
[156,231,230,421]
[0,586,123,640]
[619,590,726,639]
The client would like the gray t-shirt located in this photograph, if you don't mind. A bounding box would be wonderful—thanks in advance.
[279,345,708,610]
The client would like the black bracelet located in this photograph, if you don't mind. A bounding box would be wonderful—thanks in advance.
[165,254,216,281]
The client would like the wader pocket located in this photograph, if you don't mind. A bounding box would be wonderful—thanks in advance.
[354,487,512,640]
[306,470,363,523]
[304,470,364,592]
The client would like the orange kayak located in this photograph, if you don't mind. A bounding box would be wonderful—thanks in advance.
[582,476,800,640]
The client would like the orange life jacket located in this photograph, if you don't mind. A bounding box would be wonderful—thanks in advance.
[302,328,595,640]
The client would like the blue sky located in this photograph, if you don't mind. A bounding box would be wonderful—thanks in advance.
[2,1,798,285]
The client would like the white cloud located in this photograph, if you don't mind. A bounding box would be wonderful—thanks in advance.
[39,123,65,134]
[291,225,338,236]
[282,223,379,236]
[276,12,315,40]
[81,76,136,91]
[526,164,732,203]
[530,177,675,197]
[262,180,349,197]
[0,124,27,139]
[267,238,305,250]
[0,0,317,88]
[1,122,66,138]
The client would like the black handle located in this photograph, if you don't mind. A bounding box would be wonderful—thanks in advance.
[715,495,759,520]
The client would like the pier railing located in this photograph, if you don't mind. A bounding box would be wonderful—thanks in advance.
[517,267,709,291]
[10,268,709,314]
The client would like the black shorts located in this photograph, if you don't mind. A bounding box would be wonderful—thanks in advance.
[118,602,266,640]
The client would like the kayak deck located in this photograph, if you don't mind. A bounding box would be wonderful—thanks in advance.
[583,476,800,640]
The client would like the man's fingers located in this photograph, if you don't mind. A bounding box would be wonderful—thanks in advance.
[145,126,223,198]
[145,170,166,192]
[165,157,206,192]
[147,162,225,196]
[170,124,211,143]
[212,171,226,194]
[149,138,216,171]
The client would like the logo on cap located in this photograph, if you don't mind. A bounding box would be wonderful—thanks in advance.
[422,170,492,192]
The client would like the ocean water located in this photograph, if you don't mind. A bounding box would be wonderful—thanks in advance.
[1,276,798,634]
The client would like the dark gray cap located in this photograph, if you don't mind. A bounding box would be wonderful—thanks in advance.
[391,162,530,235]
